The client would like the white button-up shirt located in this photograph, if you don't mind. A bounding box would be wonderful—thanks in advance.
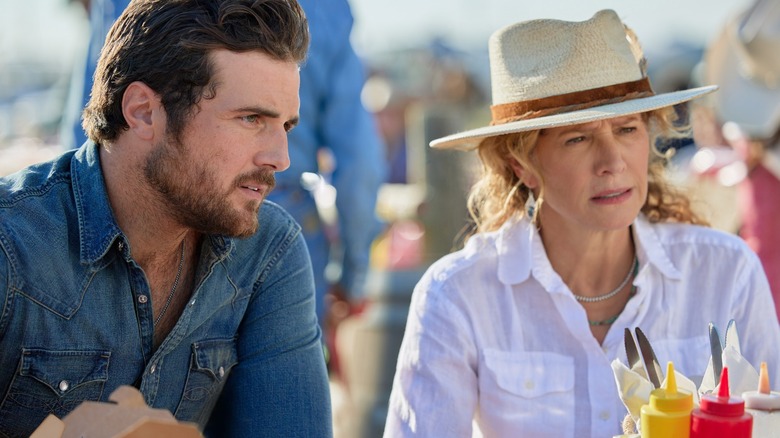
[385,215,780,437]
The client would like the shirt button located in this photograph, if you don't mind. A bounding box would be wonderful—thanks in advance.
[118,242,124,251]
[138,295,148,304]
[218,366,225,377]
[59,380,69,392]
[150,364,157,374]
[599,411,611,421]
[190,299,196,306]
[524,380,535,390]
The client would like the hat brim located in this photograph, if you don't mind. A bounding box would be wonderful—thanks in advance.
[430,86,718,150]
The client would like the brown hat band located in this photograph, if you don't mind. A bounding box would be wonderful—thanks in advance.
[490,77,655,125]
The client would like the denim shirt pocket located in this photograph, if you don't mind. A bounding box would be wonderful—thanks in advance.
[174,338,238,425]
[0,349,110,437]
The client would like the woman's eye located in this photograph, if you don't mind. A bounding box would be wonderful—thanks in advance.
[620,126,637,134]
[565,136,585,145]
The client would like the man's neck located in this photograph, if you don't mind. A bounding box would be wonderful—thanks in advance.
[98,141,193,263]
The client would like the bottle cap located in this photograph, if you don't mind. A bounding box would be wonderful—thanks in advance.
[650,362,693,412]
[743,361,780,410]
[701,367,746,416]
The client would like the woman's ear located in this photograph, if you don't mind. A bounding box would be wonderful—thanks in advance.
[509,157,539,189]
[122,81,163,141]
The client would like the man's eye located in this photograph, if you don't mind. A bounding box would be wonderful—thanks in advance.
[241,115,259,124]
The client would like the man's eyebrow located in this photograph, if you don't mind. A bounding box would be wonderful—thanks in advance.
[236,105,281,118]
[237,105,299,127]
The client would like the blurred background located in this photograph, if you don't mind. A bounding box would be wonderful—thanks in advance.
[0,0,758,436]
[0,0,755,170]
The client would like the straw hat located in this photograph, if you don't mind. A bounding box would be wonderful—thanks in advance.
[704,0,780,139]
[431,9,717,150]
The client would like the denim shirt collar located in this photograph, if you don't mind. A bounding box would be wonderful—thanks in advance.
[71,142,235,266]
[71,142,123,265]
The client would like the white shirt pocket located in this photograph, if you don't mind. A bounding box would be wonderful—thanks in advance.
[477,348,575,437]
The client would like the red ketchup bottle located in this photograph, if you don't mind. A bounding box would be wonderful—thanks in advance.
[690,367,753,437]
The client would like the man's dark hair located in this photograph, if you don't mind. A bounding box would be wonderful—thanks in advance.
[82,0,309,144]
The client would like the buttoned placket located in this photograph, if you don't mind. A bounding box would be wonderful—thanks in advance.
[119,241,157,362]
[137,243,225,406]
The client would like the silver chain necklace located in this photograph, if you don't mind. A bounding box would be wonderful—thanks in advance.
[154,240,186,326]
[572,254,637,303]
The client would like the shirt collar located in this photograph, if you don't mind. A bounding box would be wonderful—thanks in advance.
[632,214,683,280]
[72,142,124,265]
[495,214,683,287]
[71,141,237,265]
[496,216,536,286]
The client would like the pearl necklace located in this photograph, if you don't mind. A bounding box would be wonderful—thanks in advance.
[573,255,638,303]
[154,241,186,327]
[588,286,638,326]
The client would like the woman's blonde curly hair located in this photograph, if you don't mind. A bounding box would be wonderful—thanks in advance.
[465,106,708,238]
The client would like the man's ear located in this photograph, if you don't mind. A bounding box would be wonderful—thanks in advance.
[508,157,539,189]
[122,81,162,141]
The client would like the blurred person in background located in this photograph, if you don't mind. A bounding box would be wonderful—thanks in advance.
[61,0,131,150]
[384,10,780,437]
[362,73,410,185]
[692,0,780,318]
[0,1,333,436]
[62,0,387,366]
[266,0,386,357]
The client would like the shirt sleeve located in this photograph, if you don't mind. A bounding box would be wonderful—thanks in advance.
[204,231,332,437]
[384,276,478,437]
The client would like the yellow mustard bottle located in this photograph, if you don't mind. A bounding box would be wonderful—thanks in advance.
[640,361,694,438]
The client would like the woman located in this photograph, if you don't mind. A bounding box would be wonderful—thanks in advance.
[384,10,780,438]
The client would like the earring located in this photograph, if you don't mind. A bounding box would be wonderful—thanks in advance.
[525,190,536,217]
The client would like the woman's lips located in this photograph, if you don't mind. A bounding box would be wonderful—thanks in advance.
[591,187,632,204]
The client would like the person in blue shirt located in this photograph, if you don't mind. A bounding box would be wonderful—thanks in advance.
[0,1,332,436]
[61,0,131,151]
[268,0,386,329]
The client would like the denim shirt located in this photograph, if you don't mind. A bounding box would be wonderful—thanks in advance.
[0,143,332,437]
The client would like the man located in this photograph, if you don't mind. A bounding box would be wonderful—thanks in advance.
[61,0,387,353]
[0,1,332,436]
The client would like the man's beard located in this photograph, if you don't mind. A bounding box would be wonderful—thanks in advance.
[143,137,275,238]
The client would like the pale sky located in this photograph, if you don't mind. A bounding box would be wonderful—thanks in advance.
[0,0,88,70]
[0,0,756,67]
[349,0,753,55]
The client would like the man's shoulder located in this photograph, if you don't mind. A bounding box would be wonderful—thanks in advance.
[0,151,79,264]
[256,200,301,235]
[0,150,75,209]
[230,200,303,256]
